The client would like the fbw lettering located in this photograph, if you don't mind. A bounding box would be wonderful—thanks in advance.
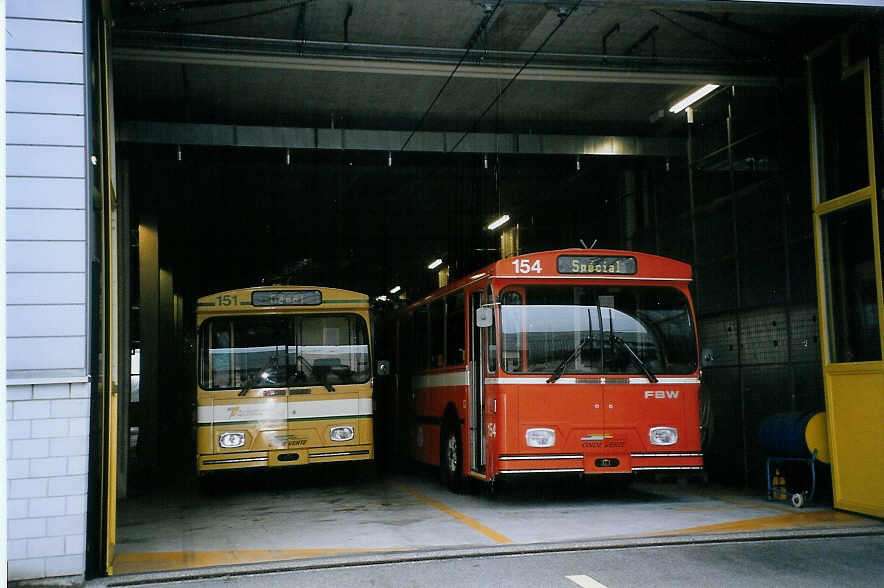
[644,390,679,399]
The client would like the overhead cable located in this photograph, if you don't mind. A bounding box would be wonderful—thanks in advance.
[447,0,587,155]
[399,1,503,152]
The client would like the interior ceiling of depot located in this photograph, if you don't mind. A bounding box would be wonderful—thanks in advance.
[110,0,877,299]
[111,0,868,134]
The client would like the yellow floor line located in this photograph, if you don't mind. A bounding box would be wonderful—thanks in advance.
[393,483,513,544]
[112,548,401,575]
[647,509,880,537]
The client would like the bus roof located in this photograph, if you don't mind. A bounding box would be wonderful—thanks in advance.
[197,285,369,314]
[406,249,692,309]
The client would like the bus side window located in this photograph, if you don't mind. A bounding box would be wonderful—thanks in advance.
[429,300,445,368]
[446,292,465,366]
[500,290,523,373]
[210,320,233,388]
[486,285,497,374]
[414,305,429,370]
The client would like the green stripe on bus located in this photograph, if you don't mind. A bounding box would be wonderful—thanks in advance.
[198,414,373,427]
[197,302,215,307]
[323,299,369,304]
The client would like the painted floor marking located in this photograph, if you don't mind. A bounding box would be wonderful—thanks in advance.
[566,574,609,588]
[392,483,513,544]
[112,548,402,575]
[647,509,880,536]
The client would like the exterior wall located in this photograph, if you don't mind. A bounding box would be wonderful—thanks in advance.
[6,0,90,582]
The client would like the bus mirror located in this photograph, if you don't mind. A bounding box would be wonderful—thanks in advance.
[701,347,714,367]
[376,360,391,376]
[476,307,493,328]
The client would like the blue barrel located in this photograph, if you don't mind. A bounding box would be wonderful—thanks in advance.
[758,411,819,458]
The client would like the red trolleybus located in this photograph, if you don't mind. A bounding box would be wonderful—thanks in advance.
[397,249,702,491]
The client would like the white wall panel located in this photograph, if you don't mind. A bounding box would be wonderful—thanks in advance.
[7,338,86,371]
[7,210,85,241]
[7,51,84,84]
[7,1,83,21]
[7,146,85,178]
[7,274,86,305]
[6,19,84,53]
[8,114,85,146]
[7,242,85,273]
[8,306,86,338]
[7,178,86,209]
[7,82,85,115]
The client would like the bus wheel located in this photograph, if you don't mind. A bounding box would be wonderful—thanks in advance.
[440,425,464,493]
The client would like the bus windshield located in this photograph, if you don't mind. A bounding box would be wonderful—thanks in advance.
[499,285,697,376]
[200,314,370,390]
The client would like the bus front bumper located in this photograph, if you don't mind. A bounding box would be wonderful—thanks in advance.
[198,444,374,472]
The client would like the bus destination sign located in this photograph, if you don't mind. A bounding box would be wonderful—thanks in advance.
[557,255,637,275]
[252,290,322,306]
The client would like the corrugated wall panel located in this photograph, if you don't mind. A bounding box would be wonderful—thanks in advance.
[7,210,86,241]
[6,51,84,84]
[8,113,86,146]
[7,0,83,20]
[7,338,87,371]
[8,306,87,337]
[7,242,86,273]
[7,146,85,178]
[7,274,87,305]
[6,18,84,52]
[7,177,86,209]
[5,1,90,582]
[7,81,85,115]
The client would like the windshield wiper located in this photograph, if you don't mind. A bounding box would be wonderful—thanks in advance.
[612,335,658,383]
[547,335,593,384]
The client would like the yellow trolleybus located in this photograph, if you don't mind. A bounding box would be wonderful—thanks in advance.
[196,286,376,473]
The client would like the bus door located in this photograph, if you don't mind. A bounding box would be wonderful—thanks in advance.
[469,290,486,474]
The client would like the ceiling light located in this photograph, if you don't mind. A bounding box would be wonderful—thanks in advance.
[487,214,510,230]
[428,258,443,270]
[389,285,401,294]
[668,84,719,114]
[376,295,388,302]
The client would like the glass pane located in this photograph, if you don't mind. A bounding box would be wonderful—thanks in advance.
[811,48,869,201]
[498,285,697,376]
[822,202,881,362]
[199,314,370,389]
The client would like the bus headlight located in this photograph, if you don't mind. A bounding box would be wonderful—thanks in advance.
[330,426,355,442]
[219,432,246,448]
[649,427,678,446]
[525,428,555,448]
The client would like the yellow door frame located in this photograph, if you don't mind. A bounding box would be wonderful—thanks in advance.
[808,34,884,518]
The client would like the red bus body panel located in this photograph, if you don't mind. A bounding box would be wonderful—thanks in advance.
[403,249,702,482]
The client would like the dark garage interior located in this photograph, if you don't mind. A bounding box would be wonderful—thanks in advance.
[74,0,884,578]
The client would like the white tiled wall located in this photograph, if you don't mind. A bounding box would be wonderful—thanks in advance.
[7,383,90,581]
[6,0,91,582]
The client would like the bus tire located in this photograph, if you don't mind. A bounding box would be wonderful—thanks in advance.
[440,424,465,493]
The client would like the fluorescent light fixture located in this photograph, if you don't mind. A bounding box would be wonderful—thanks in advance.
[376,295,388,302]
[428,258,443,270]
[470,273,486,280]
[669,84,719,113]
[487,214,510,230]
[389,285,401,294]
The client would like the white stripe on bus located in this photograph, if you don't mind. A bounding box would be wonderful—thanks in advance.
[413,370,470,389]
[198,398,372,424]
[483,377,700,385]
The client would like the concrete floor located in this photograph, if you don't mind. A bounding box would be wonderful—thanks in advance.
[113,466,882,576]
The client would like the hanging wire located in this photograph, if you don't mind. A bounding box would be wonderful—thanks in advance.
[447,1,587,155]
[399,1,503,152]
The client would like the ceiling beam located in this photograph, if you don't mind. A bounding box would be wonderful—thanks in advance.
[112,30,784,86]
[118,121,685,157]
